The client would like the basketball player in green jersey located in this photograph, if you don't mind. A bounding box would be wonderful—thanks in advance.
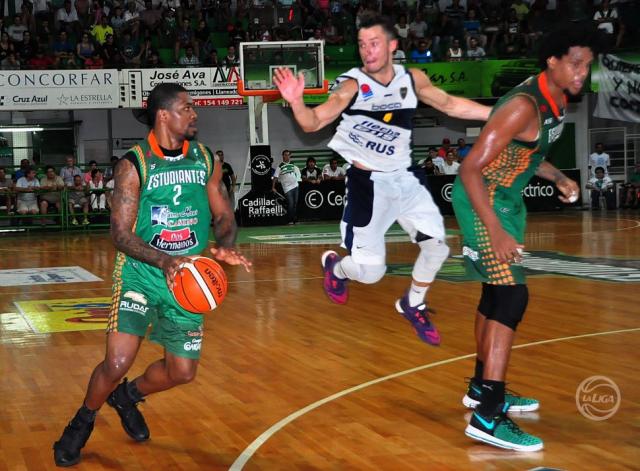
[53,83,251,467]
[452,26,604,451]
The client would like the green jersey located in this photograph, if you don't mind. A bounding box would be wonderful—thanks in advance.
[452,72,568,285]
[115,133,214,281]
[455,72,566,204]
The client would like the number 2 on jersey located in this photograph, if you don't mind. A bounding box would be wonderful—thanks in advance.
[173,184,182,205]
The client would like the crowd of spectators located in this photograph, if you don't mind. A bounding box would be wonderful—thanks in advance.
[0,0,635,71]
[420,137,470,175]
[0,155,118,225]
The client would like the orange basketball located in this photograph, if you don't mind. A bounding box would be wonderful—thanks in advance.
[172,256,228,314]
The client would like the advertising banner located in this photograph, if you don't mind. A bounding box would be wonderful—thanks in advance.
[0,70,119,110]
[298,180,345,221]
[238,190,287,226]
[127,66,244,107]
[593,54,640,123]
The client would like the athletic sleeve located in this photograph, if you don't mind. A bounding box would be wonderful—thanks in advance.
[120,151,141,186]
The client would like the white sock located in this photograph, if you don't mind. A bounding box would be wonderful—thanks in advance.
[333,260,348,280]
[408,282,429,307]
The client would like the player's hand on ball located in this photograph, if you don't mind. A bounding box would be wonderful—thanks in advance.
[557,177,579,204]
[210,246,252,272]
[273,67,305,104]
[162,255,193,290]
[489,227,524,264]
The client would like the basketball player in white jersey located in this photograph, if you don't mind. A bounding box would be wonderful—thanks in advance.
[274,16,491,345]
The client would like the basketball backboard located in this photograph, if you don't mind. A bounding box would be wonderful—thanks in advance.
[238,40,328,97]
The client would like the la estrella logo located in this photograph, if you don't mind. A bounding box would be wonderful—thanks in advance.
[361,84,373,101]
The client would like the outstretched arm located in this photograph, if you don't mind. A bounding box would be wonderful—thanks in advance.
[410,68,491,121]
[273,67,357,132]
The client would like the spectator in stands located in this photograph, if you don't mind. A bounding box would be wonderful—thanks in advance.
[441,150,461,175]
[111,6,127,35]
[525,8,549,53]
[83,161,99,184]
[121,31,143,66]
[0,167,15,215]
[16,30,36,63]
[123,1,141,38]
[89,168,106,211]
[510,0,530,21]
[446,38,464,61]
[36,18,54,48]
[463,9,486,49]
[60,155,83,187]
[56,0,81,37]
[13,159,31,182]
[438,138,452,158]
[483,8,502,55]
[101,33,123,67]
[39,165,64,216]
[15,167,40,218]
[502,9,527,57]
[393,45,407,64]
[223,45,239,66]
[443,0,467,42]
[593,0,622,48]
[466,36,486,60]
[457,138,471,160]
[140,0,162,36]
[301,157,322,184]
[1,52,20,69]
[89,0,110,26]
[586,166,615,210]
[589,142,610,176]
[32,0,51,22]
[203,49,220,66]
[409,12,429,48]
[0,33,14,64]
[7,15,28,44]
[28,45,55,69]
[428,147,445,172]
[84,49,104,68]
[91,15,114,46]
[67,174,90,225]
[194,18,210,54]
[322,157,346,181]
[216,150,236,202]
[410,39,433,63]
[178,45,200,66]
[394,14,410,53]
[174,17,197,62]
[139,36,158,66]
[622,163,640,209]
[272,149,301,225]
[423,157,442,176]
[52,30,75,67]
[324,18,343,45]
[76,32,95,63]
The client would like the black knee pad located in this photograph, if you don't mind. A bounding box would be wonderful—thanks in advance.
[491,284,529,331]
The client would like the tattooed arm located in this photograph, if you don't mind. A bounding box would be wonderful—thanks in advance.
[110,157,188,287]
[207,155,252,271]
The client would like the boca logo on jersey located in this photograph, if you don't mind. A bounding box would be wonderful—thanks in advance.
[360,84,373,101]
[150,228,198,253]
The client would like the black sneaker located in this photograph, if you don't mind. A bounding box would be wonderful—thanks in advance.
[106,378,150,442]
[53,414,95,467]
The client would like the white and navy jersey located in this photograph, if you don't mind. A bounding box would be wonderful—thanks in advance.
[328,65,417,172]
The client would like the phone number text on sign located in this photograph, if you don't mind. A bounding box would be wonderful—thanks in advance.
[193,98,244,106]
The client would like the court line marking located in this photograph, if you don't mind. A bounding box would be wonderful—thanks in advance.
[229,326,640,470]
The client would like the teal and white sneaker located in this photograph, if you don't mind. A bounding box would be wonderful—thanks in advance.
[462,379,539,412]
[465,403,544,452]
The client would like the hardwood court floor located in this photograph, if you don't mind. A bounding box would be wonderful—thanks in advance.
[0,211,638,470]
